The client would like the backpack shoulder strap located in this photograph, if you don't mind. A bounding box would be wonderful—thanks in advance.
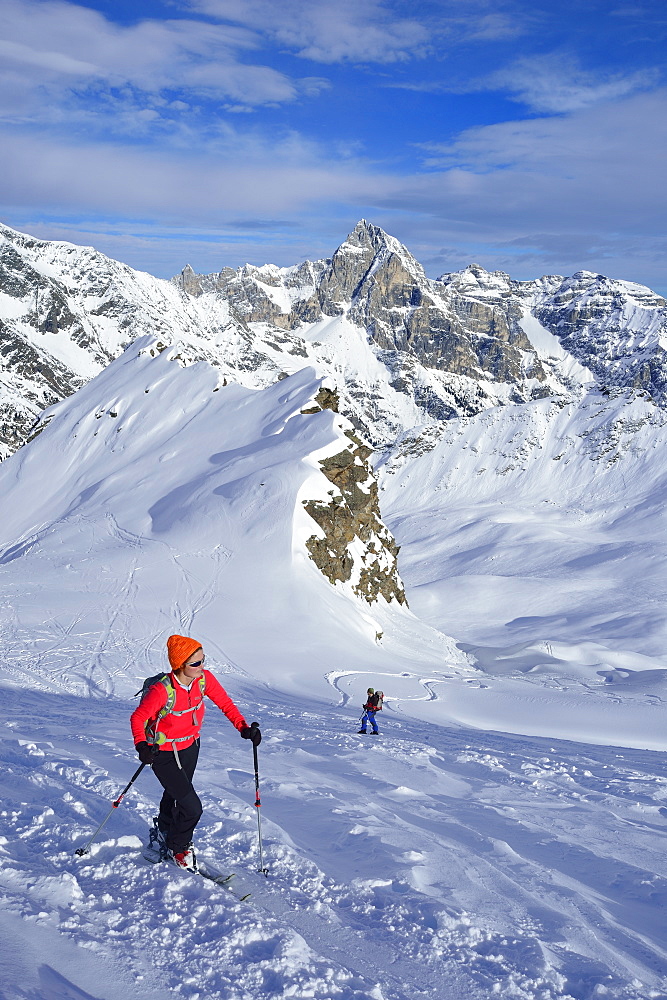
[145,675,176,747]
[156,675,176,720]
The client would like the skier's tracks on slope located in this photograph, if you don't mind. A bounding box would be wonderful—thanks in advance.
[103,513,241,680]
[325,669,445,709]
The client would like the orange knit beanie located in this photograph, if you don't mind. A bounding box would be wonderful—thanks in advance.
[167,634,202,670]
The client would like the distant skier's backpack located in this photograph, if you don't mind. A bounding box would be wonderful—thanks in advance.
[134,671,206,746]
[135,672,170,700]
[376,691,384,710]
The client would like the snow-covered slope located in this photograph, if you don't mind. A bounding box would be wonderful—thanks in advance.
[0,337,459,703]
[3,686,666,1000]
[380,383,667,747]
[0,341,665,1000]
[4,331,664,750]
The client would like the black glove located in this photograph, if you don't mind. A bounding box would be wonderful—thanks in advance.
[240,722,262,747]
[136,741,157,764]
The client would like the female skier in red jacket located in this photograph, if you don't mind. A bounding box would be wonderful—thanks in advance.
[131,634,261,871]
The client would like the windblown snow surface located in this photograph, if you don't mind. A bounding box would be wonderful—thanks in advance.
[0,339,666,1000]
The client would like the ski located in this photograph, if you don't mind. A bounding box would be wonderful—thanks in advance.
[141,847,251,901]
[197,863,252,901]
[142,845,164,864]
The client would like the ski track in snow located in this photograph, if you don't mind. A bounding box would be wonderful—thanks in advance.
[1,686,666,1000]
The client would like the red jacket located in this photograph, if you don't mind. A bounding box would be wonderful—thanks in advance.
[131,669,247,752]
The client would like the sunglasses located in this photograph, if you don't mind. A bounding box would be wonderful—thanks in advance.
[185,657,205,668]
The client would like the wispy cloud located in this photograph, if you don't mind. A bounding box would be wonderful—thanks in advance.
[486,53,662,113]
[0,0,324,125]
[464,11,525,41]
[187,0,534,63]
[187,0,432,64]
[417,88,667,195]
[399,88,667,284]
[391,51,661,112]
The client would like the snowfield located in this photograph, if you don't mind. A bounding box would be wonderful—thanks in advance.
[0,339,666,1000]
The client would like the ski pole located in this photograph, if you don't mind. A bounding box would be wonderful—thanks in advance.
[250,724,269,876]
[74,762,147,857]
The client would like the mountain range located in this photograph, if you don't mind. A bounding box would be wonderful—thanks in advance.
[2,218,666,462]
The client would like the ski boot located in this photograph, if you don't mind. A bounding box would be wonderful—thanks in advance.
[168,844,198,872]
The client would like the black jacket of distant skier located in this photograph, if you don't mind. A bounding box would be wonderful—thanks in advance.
[364,692,380,712]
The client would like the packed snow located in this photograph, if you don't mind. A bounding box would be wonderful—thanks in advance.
[0,339,666,999]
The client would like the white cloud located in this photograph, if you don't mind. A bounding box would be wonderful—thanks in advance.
[188,0,432,63]
[408,89,667,240]
[0,38,98,75]
[0,128,393,222]
[488,53,661,113]
[0,0,318,115]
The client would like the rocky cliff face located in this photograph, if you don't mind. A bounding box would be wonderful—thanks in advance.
[531,271,667,401]
[173,222,552,408]
[303,420,407,606]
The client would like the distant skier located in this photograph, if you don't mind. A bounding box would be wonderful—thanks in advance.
[358,687,383,735]
[131,634,261,872]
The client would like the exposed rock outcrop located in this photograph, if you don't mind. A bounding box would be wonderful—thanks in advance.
[303,428,407,605]
[532,271,667,401]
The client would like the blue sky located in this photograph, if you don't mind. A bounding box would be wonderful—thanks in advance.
[1,0,666,291]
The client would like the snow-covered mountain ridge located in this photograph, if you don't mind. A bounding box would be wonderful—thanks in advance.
[2,219,666,461]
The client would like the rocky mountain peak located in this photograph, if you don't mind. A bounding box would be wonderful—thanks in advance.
[339,219,401,254]
[314,220,428,324]
[552,270,666,308]
[177,263,201,296]
[436,263,513,300]
[334,219,426,278]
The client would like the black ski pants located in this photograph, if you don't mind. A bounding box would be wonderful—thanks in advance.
[151,740,203,852]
